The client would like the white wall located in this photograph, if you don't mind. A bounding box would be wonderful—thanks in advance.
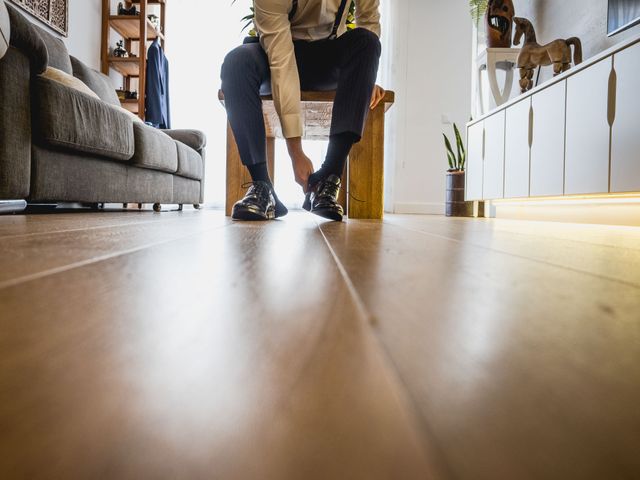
[383,0,473,214]
[65,0,102,69]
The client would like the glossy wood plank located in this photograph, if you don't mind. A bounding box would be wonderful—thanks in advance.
[0,214,435,480]
[385,215,640,287]
[319,217,640,480]
[0,211,182,239]
[0,211,230,289]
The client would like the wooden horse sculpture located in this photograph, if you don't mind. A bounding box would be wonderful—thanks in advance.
[514,17,583,93]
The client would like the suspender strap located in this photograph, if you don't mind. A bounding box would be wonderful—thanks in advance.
[329,0,349,40]
[289,0,298,21]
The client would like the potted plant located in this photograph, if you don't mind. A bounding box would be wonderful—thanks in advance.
[443,124,473,217]
[470,0,515,48]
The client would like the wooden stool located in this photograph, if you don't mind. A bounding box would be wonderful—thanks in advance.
[219,90,395,219]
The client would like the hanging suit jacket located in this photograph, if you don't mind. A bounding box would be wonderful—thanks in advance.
[145,39,171,129]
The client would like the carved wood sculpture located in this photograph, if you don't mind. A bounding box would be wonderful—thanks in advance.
[485,0,515,48]
[514,17,583,93]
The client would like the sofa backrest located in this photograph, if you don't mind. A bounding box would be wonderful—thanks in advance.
[5,1,47,73]
[30,21,72,74]
[70,56,120,107]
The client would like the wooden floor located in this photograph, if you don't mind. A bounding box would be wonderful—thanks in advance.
[1,209,639,479]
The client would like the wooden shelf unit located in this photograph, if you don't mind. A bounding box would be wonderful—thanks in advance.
[100,0,166,120]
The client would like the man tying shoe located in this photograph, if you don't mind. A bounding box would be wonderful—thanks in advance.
[221,0,384,222]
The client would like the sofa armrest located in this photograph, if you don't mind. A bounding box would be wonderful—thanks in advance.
[161,129,207,154]
[0,46,32,199]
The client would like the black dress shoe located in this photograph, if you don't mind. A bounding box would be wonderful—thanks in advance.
[304,174,344,222]
[232,181,281,221]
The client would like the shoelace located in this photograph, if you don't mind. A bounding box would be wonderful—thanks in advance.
[241,182,270,200]
[318,180,340,200]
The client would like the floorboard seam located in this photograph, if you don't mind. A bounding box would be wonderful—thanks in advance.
[317,221,455,480]
[0,222,232,291]
[0,213,206,241]
[385,220,640,290]
[316,222,372,323]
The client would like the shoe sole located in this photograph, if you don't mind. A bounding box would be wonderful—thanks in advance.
[311,208,343,222]
[232,205,276,221]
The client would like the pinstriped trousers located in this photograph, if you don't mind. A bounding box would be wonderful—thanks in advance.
[220,28,381,167]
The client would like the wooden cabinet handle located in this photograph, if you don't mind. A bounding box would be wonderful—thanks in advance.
[608,65,617,128]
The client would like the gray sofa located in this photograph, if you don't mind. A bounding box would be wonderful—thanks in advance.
[0,2,206,211]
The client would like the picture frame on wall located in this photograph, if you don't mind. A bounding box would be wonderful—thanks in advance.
[8,0,68,36]
[608,0,640,36]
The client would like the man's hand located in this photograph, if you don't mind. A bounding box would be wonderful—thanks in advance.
[286,137,314,192]
[370,84,386,110]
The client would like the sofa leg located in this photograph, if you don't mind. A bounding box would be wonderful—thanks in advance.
[0,200,27,214]
[153,203,162,212]
[193,204,202,210]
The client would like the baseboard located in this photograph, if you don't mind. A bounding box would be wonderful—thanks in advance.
[493,195,640,227]
[392,202,445,215]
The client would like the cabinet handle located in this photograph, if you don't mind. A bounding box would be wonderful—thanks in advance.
[608,66,617,127]
[528,102,534,148]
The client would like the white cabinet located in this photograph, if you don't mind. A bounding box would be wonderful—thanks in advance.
[565,58,613,195]
[611,42,640,193]
[483,110,505,200]
[504,98,531,198]
[466,121,484,201]
[530,81,566,197]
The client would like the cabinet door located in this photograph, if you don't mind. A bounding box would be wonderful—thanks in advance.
[483,110,505,200]
[611,42,640,193]
[530,81,566,197]
[565,57,612,195]
[466,121,484,201]
[504,98,531,198]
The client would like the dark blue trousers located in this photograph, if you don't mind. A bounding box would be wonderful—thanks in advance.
[221,28,382,167]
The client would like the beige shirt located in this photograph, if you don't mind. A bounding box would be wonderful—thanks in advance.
[254,0,381,138]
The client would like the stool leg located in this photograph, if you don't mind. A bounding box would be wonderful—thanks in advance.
[348,105,385,219]
[225,123,250,216]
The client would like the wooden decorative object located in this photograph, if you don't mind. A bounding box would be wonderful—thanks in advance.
[9,0,68,36]
[514,17,583,93]
[485,0,515,48]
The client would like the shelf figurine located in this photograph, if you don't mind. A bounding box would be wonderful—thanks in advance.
[514,17,583,92]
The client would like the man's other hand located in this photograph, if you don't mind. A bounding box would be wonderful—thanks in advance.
[286,137,314,192]
[370,85,386,110]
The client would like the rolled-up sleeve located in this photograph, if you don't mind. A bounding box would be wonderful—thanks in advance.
[255,0,303,138]
[356,0,381,37]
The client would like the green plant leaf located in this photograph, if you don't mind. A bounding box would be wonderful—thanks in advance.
[444,134,456,170]
[469,0,488,26]
[453,123,466,171]
[447,151,456,170]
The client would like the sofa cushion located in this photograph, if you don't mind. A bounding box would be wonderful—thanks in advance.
[31,21,72,73]
[41,66,100,100]
[70,56,121,107]
[162,129,207,152]
[131,123,178,173]
[175,141,204,180]
[6,2,47,73]
[34,76,135,161]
